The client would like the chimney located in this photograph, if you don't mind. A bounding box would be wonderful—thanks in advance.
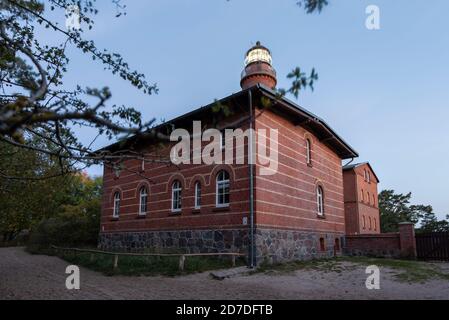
[240,41,277,90]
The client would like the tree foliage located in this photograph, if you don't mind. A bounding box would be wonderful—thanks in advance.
[0,137,102,242]
[379,190,449,233]
[1,0,327,180]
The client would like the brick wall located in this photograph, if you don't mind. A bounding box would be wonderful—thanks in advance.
[344,222,417,259]
[100,112,252,236]
[254,109,345,235]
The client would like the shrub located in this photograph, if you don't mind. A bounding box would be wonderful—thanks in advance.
[27,199,100,252]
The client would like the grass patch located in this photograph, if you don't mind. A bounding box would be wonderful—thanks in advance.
[253,258,351,275]
[31,247,245,277]
[253,256,449,283]
[341,256,449,283]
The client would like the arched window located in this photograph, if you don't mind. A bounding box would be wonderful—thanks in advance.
[139,186,148,215]
[367,192,370,205]
[374,218,377,231]
[194,182,201,209]
[369,216,372,230]
[216,170,230,207]
[367,171,371,183]
[113,192,120,218]
[362,215,366,229]
[171,180,182,212]
[316,186,324,216]
[306,139,312,165]
[361,189,364,202]
[373,194,376,207]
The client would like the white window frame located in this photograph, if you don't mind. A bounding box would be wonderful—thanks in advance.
[316,186,324,216]
[171,181,182,212]
[139,186,148,216]
[216,171,230,207]
[367,171,371,183]
[306,139,312,165]
[194,182,201,209]
[113,192,120,218]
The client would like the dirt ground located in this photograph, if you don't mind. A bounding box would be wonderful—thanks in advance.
[1,247,448,300]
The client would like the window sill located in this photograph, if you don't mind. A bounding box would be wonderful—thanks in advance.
[170,210,182,215]
[213,206,230,212]
[136,214,146,219]
[316,214,326,219]
[191,208,201,214]
[307,163,313,168]
[110,217,119,221]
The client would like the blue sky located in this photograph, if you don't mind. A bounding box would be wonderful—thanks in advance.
[52,0,449,218]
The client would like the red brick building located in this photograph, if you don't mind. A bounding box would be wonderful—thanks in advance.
[343,162,380,235]
[98,42,378,264]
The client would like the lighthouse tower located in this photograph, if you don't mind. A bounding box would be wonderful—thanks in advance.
[240,41,277,90]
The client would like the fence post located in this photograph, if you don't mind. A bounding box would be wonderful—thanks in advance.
[113,254,119,270]
[178,255,185,271]
[398,222,417,259]
[231,255,236,267]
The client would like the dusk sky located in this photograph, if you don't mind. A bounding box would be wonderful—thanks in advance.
[48,0,449,218]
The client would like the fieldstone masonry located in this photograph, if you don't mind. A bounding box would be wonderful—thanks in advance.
[99,228,343,263]
[255,229,343,263]
[99,229,249,254]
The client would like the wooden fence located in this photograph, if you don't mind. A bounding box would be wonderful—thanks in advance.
[51,245,245,271]
[415,232,449,261]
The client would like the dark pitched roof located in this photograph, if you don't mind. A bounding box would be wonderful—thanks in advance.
[343,162,379,182]
[98,84,359,159]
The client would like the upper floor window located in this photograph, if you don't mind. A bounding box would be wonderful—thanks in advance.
[361,189,364,202]
[374,217,377,231]
[362,215,366,229]
[113,192,120,218]
[316,186,324,216]
[171,180,182,212]
[194,182,201,209]
[139,186,148,216]
[216,170,230,207]
[369,216,372,230]
[372,194,376,207]
[306,139,312,165]
[367,192,370,205]
[367,171,371,183]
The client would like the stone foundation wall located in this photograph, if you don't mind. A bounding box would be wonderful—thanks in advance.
[255,228,344,263]
[99,228,344,264]
[98,229,249,254]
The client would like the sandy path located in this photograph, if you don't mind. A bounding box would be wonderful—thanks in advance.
[1,247,448,300]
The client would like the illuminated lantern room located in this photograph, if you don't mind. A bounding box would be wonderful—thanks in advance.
[240,41,277,90]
